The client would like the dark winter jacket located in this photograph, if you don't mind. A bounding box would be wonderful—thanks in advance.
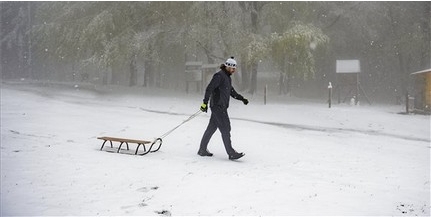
[203,69,244,109]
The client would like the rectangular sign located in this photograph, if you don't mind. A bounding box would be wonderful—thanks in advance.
[336,60,360,73]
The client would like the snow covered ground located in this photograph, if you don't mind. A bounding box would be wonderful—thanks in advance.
[1,80,430,216]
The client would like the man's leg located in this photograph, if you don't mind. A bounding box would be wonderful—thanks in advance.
[199,112,217,153]
[212,107,235,155]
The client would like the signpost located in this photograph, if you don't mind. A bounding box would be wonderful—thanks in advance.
[335,60,371,105]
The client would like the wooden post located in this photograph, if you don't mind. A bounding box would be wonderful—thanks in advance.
[406,91,409,114]
[328,82,333,108]
[356,73,360,105]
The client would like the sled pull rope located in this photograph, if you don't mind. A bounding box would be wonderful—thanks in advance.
[156,110,202,140]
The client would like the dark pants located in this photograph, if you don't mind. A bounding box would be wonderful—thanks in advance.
[199,106,235,155]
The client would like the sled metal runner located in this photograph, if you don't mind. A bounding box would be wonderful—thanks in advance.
[97,110,201,156]
[98,137,163,155]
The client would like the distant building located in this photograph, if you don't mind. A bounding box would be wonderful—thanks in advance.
[410,68,431,112]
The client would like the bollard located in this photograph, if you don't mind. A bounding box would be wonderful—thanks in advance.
[328,82,333,108]
[405,91,409,114]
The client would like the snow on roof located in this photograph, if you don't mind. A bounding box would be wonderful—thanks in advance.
[410,68,431,75]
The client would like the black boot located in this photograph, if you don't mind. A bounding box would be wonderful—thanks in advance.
[229,152,244,160]
[197,149,213,157]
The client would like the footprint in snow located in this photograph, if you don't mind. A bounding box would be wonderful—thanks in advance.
[155,210,171,216]
[137,186,159,192]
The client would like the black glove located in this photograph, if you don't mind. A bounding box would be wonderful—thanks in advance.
[242,98,249,105]
[200,103,208,112]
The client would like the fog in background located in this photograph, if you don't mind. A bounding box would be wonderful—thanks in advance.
[1,2,430,104]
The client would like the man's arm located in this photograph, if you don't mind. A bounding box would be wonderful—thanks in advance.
[231,87,249,105]
[203,73,221,104]
[230,87,244,100]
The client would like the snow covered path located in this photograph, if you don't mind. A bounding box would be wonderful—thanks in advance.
[1,81,430,216]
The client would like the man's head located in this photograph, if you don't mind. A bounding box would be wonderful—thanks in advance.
[224,56,237,74]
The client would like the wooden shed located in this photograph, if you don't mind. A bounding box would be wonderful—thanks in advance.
[410,68,431,112]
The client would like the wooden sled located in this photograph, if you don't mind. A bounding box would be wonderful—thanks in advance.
[97,136,162,155]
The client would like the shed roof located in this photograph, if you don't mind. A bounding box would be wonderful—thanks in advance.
[410,68,431,75]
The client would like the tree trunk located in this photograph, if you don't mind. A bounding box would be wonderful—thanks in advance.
[280,75,289,95]
[27,2,33,79]
[420,2,431,68]
[143,60,153,87]
[143,43,155,87]
[156,62,161,88]
[247,2,260,94]
[240,58,250,91]
[129,54,137,86]
[110,65,120,85]
[249,62,258,94]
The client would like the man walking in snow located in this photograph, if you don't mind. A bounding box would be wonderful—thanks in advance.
[198,57,249,160]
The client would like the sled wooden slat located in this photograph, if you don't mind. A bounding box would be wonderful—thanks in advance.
[97,136,162,155]
[98,136,151,144]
